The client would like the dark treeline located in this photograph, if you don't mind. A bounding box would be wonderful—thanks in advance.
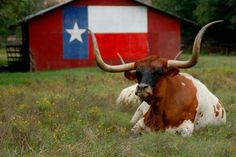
[0,0,54,47]
[152,0,236,29]
[0,0,42,43]
[152,0,236,54]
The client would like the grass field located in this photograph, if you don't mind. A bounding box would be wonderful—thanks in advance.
[0,55,235,156]
[0,49,7,65]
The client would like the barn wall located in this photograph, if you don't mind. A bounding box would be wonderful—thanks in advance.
[148,8,180,59]
[29,9,63,70]
[29,0,180,70]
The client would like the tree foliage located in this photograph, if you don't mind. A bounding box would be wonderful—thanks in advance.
[152,0,236,29]
[152,0,197,21]
[0,0,43,45]
[195,0,236,29]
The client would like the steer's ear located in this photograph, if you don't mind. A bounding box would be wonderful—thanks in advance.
[124,71,137,80]
[164,68,179,77]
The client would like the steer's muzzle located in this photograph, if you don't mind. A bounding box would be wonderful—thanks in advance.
[135,83,153,98]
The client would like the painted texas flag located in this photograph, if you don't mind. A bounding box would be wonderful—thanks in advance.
[63,6,148,60]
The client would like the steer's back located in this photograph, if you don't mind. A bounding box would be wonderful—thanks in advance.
[180,73,226,130]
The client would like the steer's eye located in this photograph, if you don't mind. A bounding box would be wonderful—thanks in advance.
[152,69,164,76]
[136,71,142,83]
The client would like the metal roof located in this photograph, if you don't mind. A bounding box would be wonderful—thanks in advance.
[21,0,196,25]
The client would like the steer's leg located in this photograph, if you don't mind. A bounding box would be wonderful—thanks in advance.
[166,120,194,137]
[131,117,151,135]
[130,101,150,125]
[130,102,150,135]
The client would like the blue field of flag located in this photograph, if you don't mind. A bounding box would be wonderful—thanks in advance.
[63,6,89,59]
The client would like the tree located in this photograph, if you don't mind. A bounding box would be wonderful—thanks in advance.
[152,0,236,29]
[152,0,236,54]
[0,0,43,47]
[152,0,197,21]
[195,0,236,29]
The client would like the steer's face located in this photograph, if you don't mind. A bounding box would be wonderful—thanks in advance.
[125,56,179,99]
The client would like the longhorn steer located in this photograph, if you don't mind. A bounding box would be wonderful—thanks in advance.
[88,20,226,136]
[116,50,183,109]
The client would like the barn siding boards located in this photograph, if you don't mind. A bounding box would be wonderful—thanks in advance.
[157,32,180,59]
[148,8,180,58]
[26,0,182,70]
[29,8,63,70]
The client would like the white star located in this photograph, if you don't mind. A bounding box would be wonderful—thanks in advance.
[66,22,86,43]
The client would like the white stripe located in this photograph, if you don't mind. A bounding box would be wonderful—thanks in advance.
[88,6,147,33]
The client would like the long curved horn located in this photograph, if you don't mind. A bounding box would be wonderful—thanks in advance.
[174,50,183,60]
[87,29,135,72]
[167,20,223,69]
[117,53,126,64]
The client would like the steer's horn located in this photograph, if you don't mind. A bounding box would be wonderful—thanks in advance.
[87,29,135,72]
[167,20,223,69]
[117,53,125,64]
[174,50,183,60]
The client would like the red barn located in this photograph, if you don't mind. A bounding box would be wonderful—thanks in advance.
[17,0,193,71]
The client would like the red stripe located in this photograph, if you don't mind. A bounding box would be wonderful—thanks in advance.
[89,33,148,61]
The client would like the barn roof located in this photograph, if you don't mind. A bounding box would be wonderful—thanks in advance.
[21,0,196,25]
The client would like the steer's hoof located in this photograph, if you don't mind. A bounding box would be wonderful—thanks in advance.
[176,128,193,137]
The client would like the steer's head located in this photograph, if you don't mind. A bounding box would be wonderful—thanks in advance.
[87,20,222,99]
[124,56,179,98]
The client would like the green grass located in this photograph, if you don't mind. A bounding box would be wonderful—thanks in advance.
[0,49,7,65]
[0,55,235,156]
[0,68,100,85]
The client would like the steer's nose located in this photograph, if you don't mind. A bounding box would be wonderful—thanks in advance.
[137,83,149,91]
[135,83,151,97]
